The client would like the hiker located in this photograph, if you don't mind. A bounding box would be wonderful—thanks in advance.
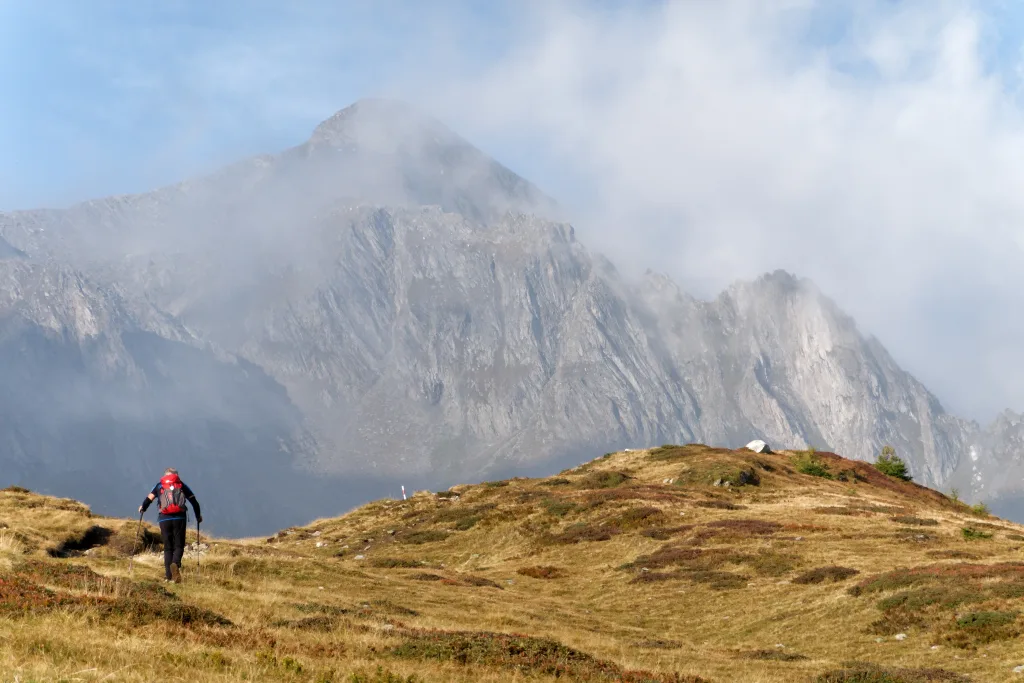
[139,468,202,583]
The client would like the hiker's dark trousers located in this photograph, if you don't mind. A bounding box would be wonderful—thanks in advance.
[159,518,187,580]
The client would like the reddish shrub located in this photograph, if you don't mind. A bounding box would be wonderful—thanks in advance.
[517,566,566,580]
[615,506,668,529]
[389,628,712,682]
[891,516,940,526]
[640,525,696,540]
[815,665,969,682]
[792,566,860,585]
[704,519,781,535]
[695,500,746,510]
[460,576,503,589]
[577,471,632,490]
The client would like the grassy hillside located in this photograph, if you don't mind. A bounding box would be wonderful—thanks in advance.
[2,445,1024,682]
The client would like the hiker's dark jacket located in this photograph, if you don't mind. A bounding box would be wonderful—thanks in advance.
[141,481,201,523]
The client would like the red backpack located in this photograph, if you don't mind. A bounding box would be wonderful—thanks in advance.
[158,473,187,515]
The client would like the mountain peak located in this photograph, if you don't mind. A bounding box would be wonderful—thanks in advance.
[754,268,806,291]
[721,268,817,307]
[308,98,463,151]
[300,97,558,222]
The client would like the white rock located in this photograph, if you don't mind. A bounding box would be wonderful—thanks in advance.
[355,554,365,560]
[894,633,907,641]
[1013,664,1024,673]
[745,439,772,454]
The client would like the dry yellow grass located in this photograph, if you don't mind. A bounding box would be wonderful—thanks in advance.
[0,485,164,560]
[1,447,1023,682]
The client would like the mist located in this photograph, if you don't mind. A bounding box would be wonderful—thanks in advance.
[396,1,1024,425]
[5,1,1024,425]
[3,1,1024,531]
[0,99,565,536]
[2,2,1024,423]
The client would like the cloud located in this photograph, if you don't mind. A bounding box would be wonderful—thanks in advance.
[4,0,1024,423]
[396,0,1024,422]
[0,1,431,205]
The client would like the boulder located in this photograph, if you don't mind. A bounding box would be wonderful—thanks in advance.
[736,469,760,486]
[745,439,772,454]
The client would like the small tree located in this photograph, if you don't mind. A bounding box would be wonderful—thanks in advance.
[875,445,912,481]
[970,502,990,517]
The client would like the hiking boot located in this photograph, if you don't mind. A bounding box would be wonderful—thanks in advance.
[170,563,181,583]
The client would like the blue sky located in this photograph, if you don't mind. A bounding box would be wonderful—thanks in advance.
[1,1,1022,210]
[0,1,534,209]
[5,1,1024,421]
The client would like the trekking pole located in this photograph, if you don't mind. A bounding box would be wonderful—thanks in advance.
[196,518,202,579]
[128,512,143,576]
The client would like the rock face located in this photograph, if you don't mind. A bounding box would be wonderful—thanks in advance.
[0,98,1018,533]
[636,270,974,487]
[949,410,1024,513]
[0,235,25,259]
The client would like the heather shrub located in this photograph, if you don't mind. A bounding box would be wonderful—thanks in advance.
[541,498,576,517]
[891,516,939,526]
[961,527,992,541]
[794,451,832,479]
[792,566,860,585]
[577,471,631,489]
[517,566,565,580]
